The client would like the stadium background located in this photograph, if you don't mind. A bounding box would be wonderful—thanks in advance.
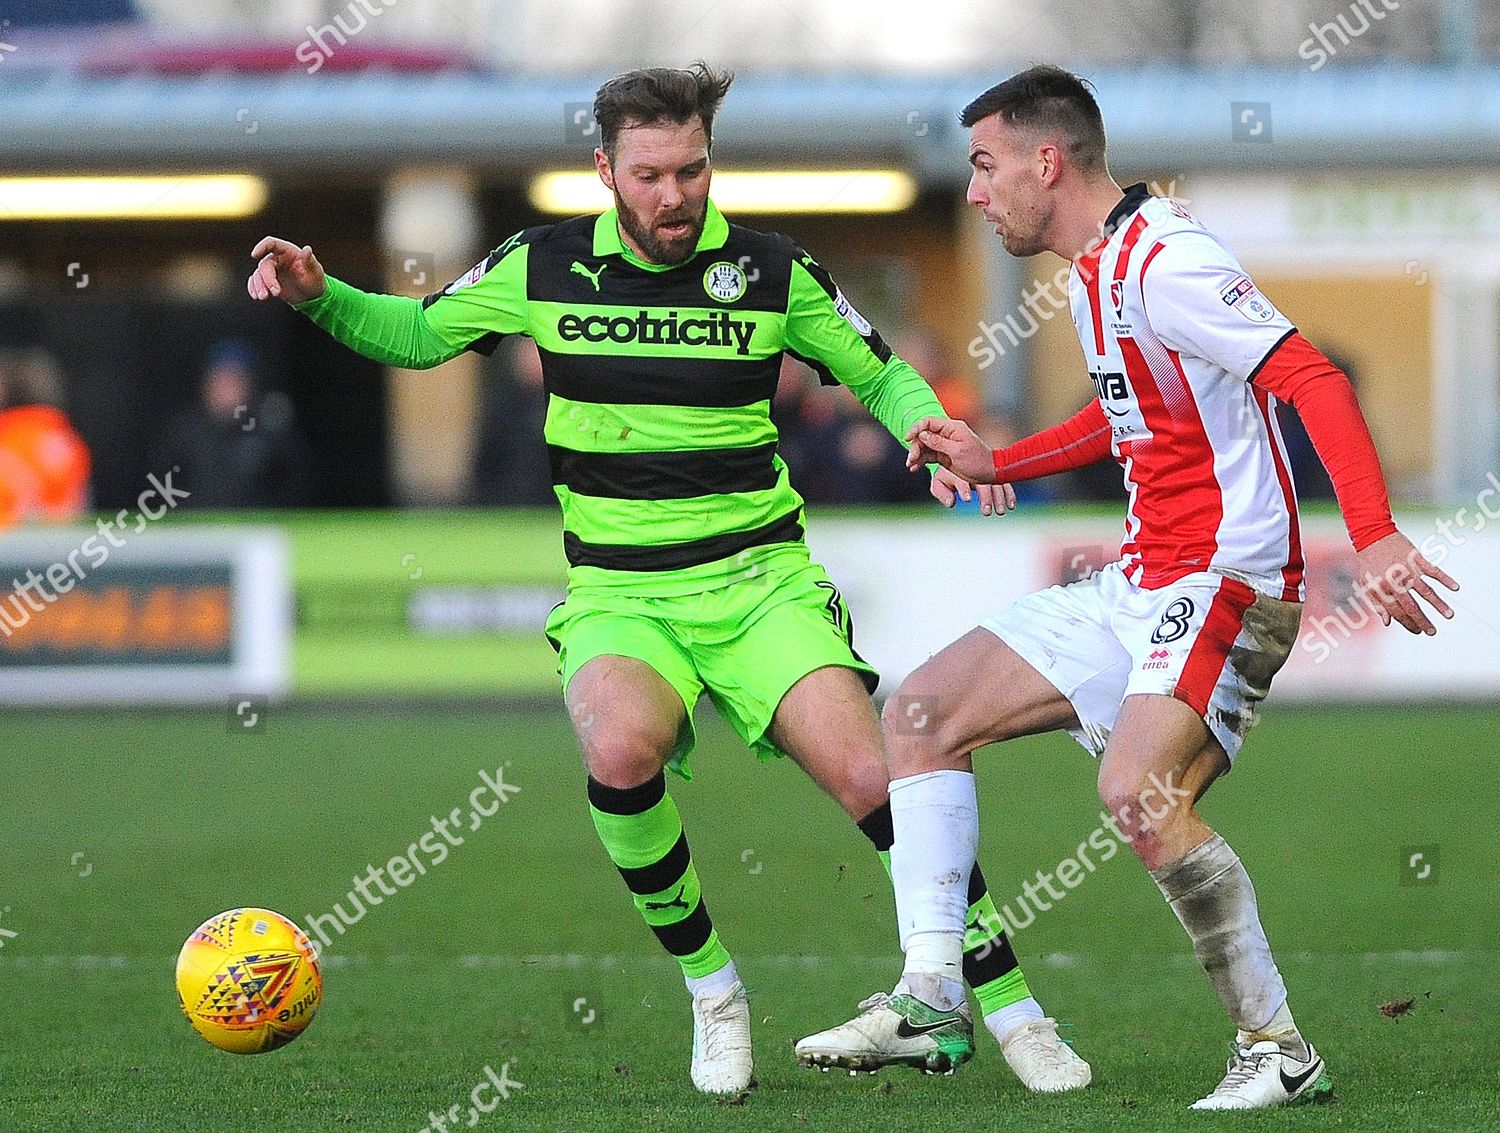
[1,2,1497,1130]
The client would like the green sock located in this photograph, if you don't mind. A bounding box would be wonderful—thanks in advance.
[588,773,730,980]
[962,885,1033,1016]
[858,802,1033,1015]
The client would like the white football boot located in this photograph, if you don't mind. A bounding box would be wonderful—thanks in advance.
[689,981,753,1095]
[997,1017,1093,1093]
[1190,1039,1333,1110]
[794,984,975,1075]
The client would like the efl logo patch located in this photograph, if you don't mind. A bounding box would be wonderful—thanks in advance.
[444,260,487,296]
[1219,275,1279,323]
[833,288,873,336]
[1219,276,1255,306]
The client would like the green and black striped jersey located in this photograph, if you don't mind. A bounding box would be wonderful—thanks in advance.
[296,199,945,595]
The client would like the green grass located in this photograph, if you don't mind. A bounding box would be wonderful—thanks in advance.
[1,704,1496,1131]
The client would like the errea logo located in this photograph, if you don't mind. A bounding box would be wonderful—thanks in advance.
[703,261,747,303]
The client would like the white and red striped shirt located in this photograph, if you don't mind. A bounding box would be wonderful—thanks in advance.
[992,187,1396,602]
[1069,188,1306,600]
[996,187,1392,606]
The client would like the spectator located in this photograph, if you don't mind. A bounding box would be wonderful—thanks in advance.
[0,349,92,528]
[896,328,981,427]
[471,337,554,506]
[151,341,308,508]
[774,357,926,503]
[895,329,1057,507]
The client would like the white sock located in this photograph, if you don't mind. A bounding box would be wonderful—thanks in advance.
[1240,999,1309,1060]
[1150,834,1288,1035]
[890,769,977,989]
[985,996,1045,1042]
[685,959,739,999]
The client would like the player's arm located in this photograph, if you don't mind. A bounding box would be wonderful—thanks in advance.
[783,251,1014,515]
[783,252,943,438]
[1251,333,1456,633]
[1145,235,1457,634]
[905,400,1113,485]
[246,236,528,369]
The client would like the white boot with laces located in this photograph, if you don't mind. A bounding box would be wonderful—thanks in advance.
[689,981,753,1095]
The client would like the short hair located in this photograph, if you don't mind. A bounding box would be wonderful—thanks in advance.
[593,62,734,161]
[960,65,1108,173]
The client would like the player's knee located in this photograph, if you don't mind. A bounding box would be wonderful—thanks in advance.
[1098,769,1191,855]
[833,745,892,818]
[580,725,673,789]
[880,684,959,766]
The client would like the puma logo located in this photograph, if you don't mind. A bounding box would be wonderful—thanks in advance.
[571,261,606,291]
[643,885,690,912]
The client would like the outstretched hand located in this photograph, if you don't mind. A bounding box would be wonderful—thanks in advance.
[247,237,327,305]
[1354,531,1459,635]
[906,416,997,484]
[930,467,1017,516]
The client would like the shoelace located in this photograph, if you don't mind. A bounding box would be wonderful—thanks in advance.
[697,990,749,1060]
[856,991,891,1013]
[1013,1020,1079,1071]
[1212,1044,1277,1094]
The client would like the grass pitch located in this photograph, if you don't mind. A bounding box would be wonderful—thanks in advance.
[1,704,1496,1131]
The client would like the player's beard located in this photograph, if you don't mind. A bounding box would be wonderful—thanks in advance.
[996,209,1049,259]
[993,193,1052,259]
[614,192,706,266]
[1000,228,1048,258]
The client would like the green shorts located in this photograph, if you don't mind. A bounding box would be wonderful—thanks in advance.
[544,549,878,779]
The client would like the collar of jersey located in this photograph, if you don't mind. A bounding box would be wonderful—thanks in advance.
[592,199,729,270]
[1077,182,1152,275]
[1101,182,1152,240]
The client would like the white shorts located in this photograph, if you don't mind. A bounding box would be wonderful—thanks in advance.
[981,561,1301,762]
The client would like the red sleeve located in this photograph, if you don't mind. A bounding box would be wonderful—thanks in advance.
[992,400,1113,483]
[1251,331,1397,552]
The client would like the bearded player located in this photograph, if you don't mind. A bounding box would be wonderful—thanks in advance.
[248,64,1089,1096]
[795,65,1459,1109]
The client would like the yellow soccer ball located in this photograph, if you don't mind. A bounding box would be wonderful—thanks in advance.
[175,907,322,1054]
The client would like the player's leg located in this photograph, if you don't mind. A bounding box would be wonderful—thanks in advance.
[549,601,750,1095]
[695,560,1078,1079]
[876,627,1078,1003]
[1099,694,1328,1109]
[570,655,733,989]
[768,663,1068,1083]
[1101,573,1329,1110]
[790,629,1094,1086]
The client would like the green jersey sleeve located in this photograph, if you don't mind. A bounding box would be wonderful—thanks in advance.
[293,276,463,370]
[417,237,531,356]
[293,234,532,369]
[783,253,946,443]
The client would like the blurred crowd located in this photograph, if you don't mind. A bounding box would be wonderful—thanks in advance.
[0,326,1342,528]
[0,340,311,530]
[148,341,309,510]
[0,350,91,527]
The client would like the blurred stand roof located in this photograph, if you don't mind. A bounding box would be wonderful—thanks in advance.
[1,0,1498,176]
[3,58,1499,175]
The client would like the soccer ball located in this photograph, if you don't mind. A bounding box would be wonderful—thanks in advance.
[175,907,322,1054]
